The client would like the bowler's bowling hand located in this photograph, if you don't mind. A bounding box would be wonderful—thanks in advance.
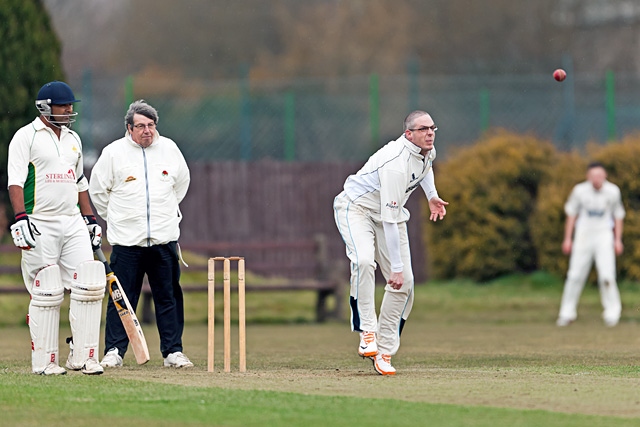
[428,197,449,221]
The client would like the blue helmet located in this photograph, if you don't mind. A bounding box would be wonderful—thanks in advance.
[35,81,80,127]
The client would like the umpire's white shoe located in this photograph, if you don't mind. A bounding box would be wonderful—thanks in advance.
[372,354,396,376]
[358,331,378,357]
[164,352,194,368]
[82,359,104,375]
[38,363,67,376]
[100,348,123,368]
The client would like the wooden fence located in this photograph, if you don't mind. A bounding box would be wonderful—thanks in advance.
[1,160,430,291]
[177,160,429,283]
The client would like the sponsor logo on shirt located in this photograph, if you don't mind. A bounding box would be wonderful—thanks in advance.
[161,170,169,181]
[45,169,75,184]
[385,201,399,210]
[125,176,136,182]
[587,209,605,217]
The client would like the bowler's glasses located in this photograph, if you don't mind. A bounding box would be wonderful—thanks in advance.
[409,125,437,133]
[133,123,156,130]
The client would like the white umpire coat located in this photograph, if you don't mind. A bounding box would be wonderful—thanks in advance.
[89,131,190,247]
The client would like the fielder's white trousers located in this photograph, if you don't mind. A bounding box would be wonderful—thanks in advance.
[21,214,93,290]
[558,228,621,324]
[333,192,414,355]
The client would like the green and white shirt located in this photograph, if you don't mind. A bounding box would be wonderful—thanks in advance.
[7,117,87,216]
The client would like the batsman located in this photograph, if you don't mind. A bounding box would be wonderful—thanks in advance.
[7,81,105,375]
[333,110,448,375]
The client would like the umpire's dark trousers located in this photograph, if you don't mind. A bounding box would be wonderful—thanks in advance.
[104,242,185,358]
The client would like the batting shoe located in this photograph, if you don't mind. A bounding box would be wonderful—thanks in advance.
[164,351,194,368]
[358,331,378,357]
[38,363,67,376]
[82,358,104,375]
[100,348,123,368]
[372,353,396,376]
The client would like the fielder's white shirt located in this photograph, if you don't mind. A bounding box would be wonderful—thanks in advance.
[7,117,87,217]
[89,131,190,247]
[343,134,437,223]
[565,180,625,233]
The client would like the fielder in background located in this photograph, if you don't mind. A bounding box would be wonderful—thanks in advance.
[89,100,193,368]
[7,81,105,376]
[557,162,626,327]
[333,110,448,375]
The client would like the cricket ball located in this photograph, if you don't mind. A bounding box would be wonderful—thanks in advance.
[553,69,567,82]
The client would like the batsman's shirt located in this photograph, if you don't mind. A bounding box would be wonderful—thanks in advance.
[343,134,436,223]
[565,180,625,233]
[7,117,87,216]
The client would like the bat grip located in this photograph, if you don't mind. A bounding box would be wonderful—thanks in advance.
[94,248,113,275]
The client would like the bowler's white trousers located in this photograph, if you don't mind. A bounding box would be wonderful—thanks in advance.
[558,228,621,324]
[333,192,414,355]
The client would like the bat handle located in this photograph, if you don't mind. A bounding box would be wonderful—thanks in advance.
[94,248,113,275]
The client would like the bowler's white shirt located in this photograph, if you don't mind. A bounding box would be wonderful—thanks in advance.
[343,134,436,223]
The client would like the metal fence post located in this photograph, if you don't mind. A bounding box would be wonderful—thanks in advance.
[124,75,134,110]
[606,70,616,141]
[284,91,295,161]
[369,73,380,151]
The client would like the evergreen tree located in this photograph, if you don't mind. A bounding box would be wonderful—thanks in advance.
[0,0,64,234]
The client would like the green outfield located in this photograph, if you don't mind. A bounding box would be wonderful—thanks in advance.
[1,273,640,426]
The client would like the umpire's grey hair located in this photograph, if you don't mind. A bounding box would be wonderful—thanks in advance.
[403,110,430,131]
[124,99,159,129]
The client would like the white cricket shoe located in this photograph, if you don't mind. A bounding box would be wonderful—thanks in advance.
[164,351,194,368]
[100,348,123,368]
[358,331,378,357]
[604,318,619,327]
[372,353,396,376]
[82,358,104,375]
[38,363,67,376]
[556,317,573,327]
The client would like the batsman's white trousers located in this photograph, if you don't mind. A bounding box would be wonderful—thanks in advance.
[21,214,94,291]
[334,192,414,355]
[559,228,621,324]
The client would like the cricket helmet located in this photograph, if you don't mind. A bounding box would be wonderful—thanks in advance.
[35,81,80,127]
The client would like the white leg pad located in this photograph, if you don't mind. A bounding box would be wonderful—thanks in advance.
[67,261,105,370]
[29,265,65,374]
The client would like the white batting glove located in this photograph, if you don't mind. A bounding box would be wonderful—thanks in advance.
[83,215,102,251]
[10,212,38,250]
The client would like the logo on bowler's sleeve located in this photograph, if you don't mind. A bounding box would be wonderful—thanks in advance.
[385,201,399,210]
[161,170,169,181]
[125,176,136,182]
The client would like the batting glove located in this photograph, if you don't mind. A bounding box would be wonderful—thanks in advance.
[83,215,102,251]
[10,212,38,250]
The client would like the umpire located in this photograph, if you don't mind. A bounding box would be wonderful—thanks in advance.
[89,100,192,368]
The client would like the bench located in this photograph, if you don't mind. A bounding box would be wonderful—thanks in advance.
[0,234,345,324]
[139,234,344,323]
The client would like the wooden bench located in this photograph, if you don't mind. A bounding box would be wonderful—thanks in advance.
[139,234,344,323]
[0,235,345,323]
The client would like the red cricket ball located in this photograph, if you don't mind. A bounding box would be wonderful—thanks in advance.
[553,69,567,82]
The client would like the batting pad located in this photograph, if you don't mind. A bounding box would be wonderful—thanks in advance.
[68,261,105,369]
[29,265,65,374]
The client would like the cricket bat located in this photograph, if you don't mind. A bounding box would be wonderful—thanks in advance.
[95,248,150,365]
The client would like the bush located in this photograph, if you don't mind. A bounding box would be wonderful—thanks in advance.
[423,130,555,281]
[427,130,640,282]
